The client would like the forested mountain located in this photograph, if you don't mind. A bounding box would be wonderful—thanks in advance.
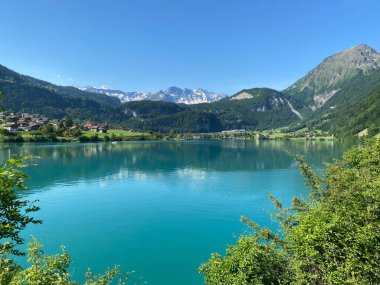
[308,77,380,136]
[0,65,120,106]
[0,62,302,132]
[284,44,380,114]
[122,101,222,133]
[0,44,379,135]
[0,64,126,123]
[277,44,380,137]
[191,88,301,130]
[120,88,302,132]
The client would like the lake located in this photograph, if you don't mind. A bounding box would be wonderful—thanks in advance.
[0,140,344,285]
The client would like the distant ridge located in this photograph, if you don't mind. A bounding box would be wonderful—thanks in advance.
[78,86,226,104]
[0,44,379,135]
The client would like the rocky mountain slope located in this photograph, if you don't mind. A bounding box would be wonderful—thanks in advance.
[284,44,380,113]
[307,67,380,136]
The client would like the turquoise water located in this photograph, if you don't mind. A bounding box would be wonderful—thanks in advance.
[0,140,343,285]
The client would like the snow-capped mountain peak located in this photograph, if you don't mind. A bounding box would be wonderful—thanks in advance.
[78,86,226,104]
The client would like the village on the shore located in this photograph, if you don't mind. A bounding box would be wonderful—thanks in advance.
[0,111,334,142]
[1,111,109,133]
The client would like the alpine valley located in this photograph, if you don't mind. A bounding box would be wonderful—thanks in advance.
[0,44,379,136]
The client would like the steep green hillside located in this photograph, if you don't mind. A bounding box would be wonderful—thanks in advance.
[0,64,127,123]
[282,44,380,137]
[192,88,301,130]
[316,68,380,113]
[122,88,301,132]
[122,101,221,133]
[127,111,222,133]
[0,65,120,106]
[1,63,301,132]
[309,83,380,136]
[285,44,380,114]
[124,100,188,118]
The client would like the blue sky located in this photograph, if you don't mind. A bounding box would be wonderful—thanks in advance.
[0,0,379,94]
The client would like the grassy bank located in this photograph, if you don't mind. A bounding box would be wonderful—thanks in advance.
[0,129,155,143]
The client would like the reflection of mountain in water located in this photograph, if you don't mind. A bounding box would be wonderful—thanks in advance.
[0,140,343,190]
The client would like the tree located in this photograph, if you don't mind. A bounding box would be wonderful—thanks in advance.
[9,238,128,285]
[39,124,55,135]
[199,216,290,285]
[63,116,74,128]
[64,128,82,138]
[286,139,380,284]
[0,157,41,257]
[0,128,12,136]
[200,138,380,284]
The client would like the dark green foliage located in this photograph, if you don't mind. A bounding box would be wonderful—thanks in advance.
[288,140,380,284]
[62,115,74,128]
[288,66,380,137]
[285,68,368,114]
[192,88,299,130]
[39,123,55,135]
[0,157,41,256]
[124,100,188,118]
[317,68,380,114]
[0,65,120,106]
[1,237,128,284]
[201,139,380,284]
[0,64,127,124]
[64,128,82,138]
[6,238,128,285]
[1,59,378,135]
[123,100,223,133]
[313,85,380,136]
[2,65,300,133]
[0,82,127,123]
[123,89,300,133]
[200,217,290,285]
[127,110,222,133]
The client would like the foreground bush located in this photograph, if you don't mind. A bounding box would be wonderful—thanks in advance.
[200,139,380,285]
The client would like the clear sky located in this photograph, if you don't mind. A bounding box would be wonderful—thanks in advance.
[0,0,379,94]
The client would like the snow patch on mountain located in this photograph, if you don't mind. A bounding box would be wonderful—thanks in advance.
[78,86,226,104]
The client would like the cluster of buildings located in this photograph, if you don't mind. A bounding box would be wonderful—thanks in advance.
[0,112,54,132]
[288,130,321,138]
[0,112,110,134]
[82,124,109,133]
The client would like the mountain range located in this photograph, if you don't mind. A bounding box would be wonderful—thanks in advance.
[0,44,379,135]
[78,86,226,104]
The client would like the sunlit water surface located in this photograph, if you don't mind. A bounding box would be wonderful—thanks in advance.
[0,140,344,285]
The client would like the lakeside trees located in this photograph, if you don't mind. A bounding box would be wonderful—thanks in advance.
[200,138,380,284]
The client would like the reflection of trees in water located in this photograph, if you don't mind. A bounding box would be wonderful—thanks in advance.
[0,140,343,190]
